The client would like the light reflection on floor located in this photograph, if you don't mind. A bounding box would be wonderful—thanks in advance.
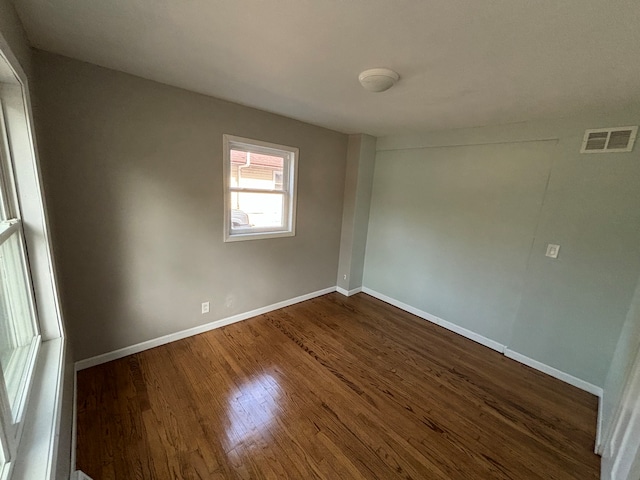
[224,373,282,455]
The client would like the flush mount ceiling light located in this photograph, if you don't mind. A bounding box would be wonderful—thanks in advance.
[358,68,399,92]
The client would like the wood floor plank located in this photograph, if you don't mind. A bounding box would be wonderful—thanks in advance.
[76,292,600,479]
[274,298,594,477]
[268,307,543,478]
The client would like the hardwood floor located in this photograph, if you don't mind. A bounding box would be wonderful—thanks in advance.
[76,293,600,479]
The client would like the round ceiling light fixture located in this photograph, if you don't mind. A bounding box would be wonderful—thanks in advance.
[358,68,399,92]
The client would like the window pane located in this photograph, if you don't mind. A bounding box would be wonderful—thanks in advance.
[0,230,37,416]
[230,150,285,190]
[230,192,285,230]
[0,101,15,221]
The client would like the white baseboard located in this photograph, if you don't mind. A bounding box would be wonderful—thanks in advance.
[361,287,602,400]
[503,348,603,454]
[362,287,505,353]
[336,286,363,297]
[503,349,603,397]
[75,286,336,371]
[438,317,507,353]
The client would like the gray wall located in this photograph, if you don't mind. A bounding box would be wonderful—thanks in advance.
[366,110,640,387]
[336,134,376,291]
[32,51,348,361]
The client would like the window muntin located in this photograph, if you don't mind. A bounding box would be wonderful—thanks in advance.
[223,135,298,242]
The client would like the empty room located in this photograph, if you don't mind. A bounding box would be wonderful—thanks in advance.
[0,0,639,479]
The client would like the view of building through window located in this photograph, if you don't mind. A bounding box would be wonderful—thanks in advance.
[230,150,285,229]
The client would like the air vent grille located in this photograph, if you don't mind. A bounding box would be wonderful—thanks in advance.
[581,126,638,153]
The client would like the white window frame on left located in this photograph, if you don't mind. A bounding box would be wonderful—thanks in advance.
[0,31,66,480]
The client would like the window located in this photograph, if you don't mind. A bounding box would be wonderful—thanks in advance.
[0,98,40,479]
[0,36,65,480]
[223,135,298,242]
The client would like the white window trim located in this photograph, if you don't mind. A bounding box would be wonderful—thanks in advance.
[222,134,298,242]
[0,30,66,480]
[0,218,42,430]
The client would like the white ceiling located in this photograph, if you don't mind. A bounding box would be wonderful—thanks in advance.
[13,0,640,136]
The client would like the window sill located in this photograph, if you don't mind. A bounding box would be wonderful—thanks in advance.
[224,230,295,242]
[9,338,65,480]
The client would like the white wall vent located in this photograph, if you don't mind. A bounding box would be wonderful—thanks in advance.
[581,126,638,153]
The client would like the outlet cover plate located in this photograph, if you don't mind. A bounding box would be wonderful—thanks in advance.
[545,244,560,259]
[201,302,210,314]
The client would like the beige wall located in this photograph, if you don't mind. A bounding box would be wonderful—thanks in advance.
[32,50,348,361]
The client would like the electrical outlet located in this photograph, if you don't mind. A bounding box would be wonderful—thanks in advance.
[225,294,234,308]
[343,274,347,280]
[201,301,210,314]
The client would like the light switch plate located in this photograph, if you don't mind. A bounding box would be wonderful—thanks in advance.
[545,244,560,259]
